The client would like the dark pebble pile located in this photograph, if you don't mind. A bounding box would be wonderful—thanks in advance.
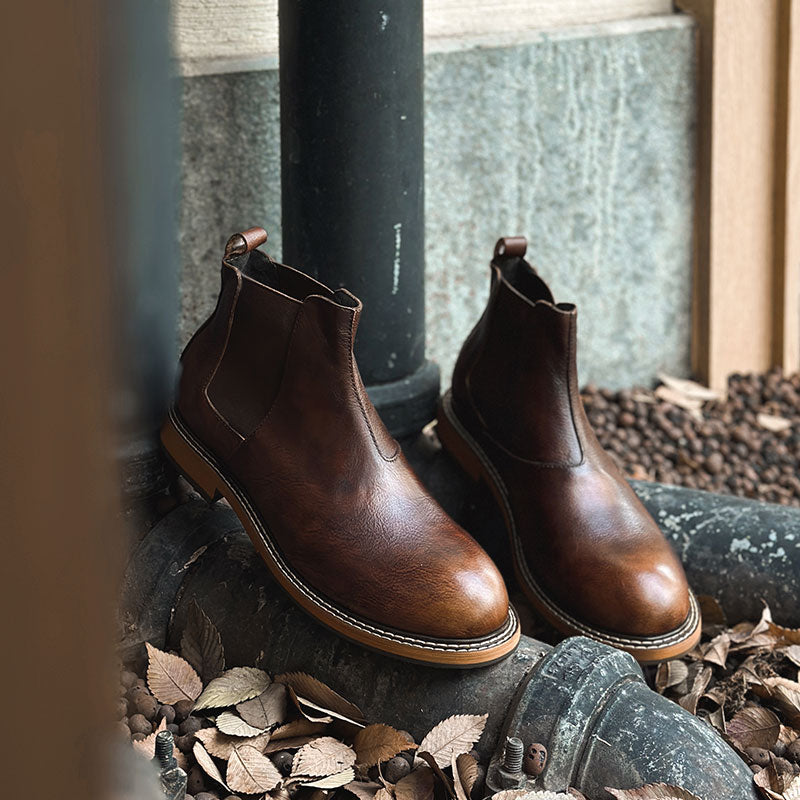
[582,368,800,506]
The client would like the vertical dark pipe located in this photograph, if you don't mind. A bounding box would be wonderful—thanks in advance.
[279,0,440,438]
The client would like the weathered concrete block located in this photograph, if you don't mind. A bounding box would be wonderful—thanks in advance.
[178,15,696,390]
[425,16,696,388]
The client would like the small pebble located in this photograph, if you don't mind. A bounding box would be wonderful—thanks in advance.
[180,715,203,736]
[167,723,180,735]
[223,796,242,800]
[158,704,176,725]
[271,750,294,776]
[750,764,763,774]
[115,698,128,720]
[120,670,139,689]
[772,741,787,758]
[384,756,411,783]
[174,699,194,722]
[745,747,771,767]
[129,691,158,720]
[128,714,152,736]
[187,766,206,795]
[787,740,800,762]
[195,794,217,800]
[175,734,196,754]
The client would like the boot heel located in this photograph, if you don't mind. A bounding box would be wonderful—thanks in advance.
[436,393,485,484]
[160,413,223,505]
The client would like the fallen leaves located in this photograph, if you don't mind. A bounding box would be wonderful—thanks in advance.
[180,599,225,684]
[605,785,702,799]
[193,740,228,790]
[293,736,357,777]
[278,671,366,726]
[227,744,282,793]
[354,724,416,767]
[194,666,271,710]
[215,710,268,738]
[416,714,487,768]
[144,643,202,704]
[727,706,781,750]
[237,682,288,730]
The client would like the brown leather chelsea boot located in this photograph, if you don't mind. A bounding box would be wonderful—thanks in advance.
[437,236,701,663]
[161,228,520,667]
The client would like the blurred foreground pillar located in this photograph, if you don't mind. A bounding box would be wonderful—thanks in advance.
[279,0,439,437]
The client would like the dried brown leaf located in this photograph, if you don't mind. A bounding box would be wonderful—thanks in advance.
[657,373,722,402]
[705,706,726,733]
[180,600,225,683]
[194,727,271,759]
[701,632,731,668]
[417,752,456,798]
[216,710,268,738]
[277,672,366,725]
[272,719,329,740]
[227,743,282,794]
[344,781,383,800]
[768,622,800,647]
[236,683,288,730]
[677,666,712,714]
[193,741,228,790]
[292,736,357,777]
[452,753,478,800]
[375,788,394,800]
[655,660,689,694]
[263,735,319,753]
[416,715,487,768]
[605,784,702,799]
[194,666,271,710]
[131,716,167,758]
[780,646,800,668]
[486,791,527,800]
[654,385,703,415]
[757,413,793,433]
[303,769,357,789]
[354,724,416,767]
[145,642,202,704]
[567,791,589,800]
[696,595,727,628]
[727,706,781,750]
[395,766,435,800]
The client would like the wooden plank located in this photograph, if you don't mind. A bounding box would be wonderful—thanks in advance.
[172,0,671,75]
[775,0,800,374]
[678,0,786,389]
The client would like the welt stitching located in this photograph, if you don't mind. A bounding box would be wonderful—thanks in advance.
[347,312,399,462]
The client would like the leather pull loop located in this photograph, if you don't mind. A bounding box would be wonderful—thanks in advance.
[225,227,268,258]
[494,236,527,259]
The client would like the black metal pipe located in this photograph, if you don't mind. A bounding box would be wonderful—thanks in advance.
[279,0,439,438]
[119,499,757,799]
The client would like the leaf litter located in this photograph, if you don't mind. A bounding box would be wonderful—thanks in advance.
[121,599,800,800]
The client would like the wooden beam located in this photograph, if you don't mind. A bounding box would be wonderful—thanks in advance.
[678,0,799,387]
[775,0,800,374]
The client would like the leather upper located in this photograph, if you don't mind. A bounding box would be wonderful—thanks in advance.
[176,244,509,641]
[450,249,691,638]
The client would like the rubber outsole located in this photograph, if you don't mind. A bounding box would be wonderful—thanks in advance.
[160,408,521,668]
[436,390,702,664]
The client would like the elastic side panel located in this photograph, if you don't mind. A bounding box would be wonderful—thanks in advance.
[208,280,300,437]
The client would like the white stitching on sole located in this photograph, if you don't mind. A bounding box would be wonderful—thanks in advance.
[168,408,519,655]
[441,392,700,652]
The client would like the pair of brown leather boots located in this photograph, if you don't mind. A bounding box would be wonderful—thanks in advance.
[161,227,701,668]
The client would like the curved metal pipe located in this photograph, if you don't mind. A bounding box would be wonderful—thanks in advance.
[120,499,757,799]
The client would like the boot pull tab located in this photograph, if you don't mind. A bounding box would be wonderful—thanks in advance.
[494,236,527,259]
[225,227,268,257]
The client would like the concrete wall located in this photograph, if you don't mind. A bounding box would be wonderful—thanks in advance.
[178,13,696,389]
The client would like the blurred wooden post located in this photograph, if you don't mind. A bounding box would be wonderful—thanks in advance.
[678,0,800,389]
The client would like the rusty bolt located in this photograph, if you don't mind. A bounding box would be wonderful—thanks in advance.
[496,737,525,788]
